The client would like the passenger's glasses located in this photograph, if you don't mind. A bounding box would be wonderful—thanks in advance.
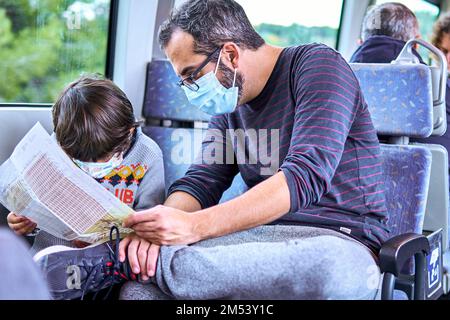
[177,46,222,92]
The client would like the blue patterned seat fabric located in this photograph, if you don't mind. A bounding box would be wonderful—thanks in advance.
[381,144,431,236]
[380,144,432,276]
[351,64,434,138]
[143,126,248,203]
[143,60,212,122]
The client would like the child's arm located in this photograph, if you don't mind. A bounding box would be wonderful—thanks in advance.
[133,141,166,211]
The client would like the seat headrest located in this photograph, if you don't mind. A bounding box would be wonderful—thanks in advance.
[351,63,434,138]
[143,60,211,123]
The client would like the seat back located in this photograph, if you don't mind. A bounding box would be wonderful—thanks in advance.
[0,107,54,227]
[143,59,249,203]
[350,40,448,246]
[351,66,434,241]
[143,126,248,204]
[351,63,434,138]
[380,145,432,236]
[351,40,446,282]
[143,60,211,123]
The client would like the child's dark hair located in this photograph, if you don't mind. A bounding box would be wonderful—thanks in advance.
[53,75,139,162]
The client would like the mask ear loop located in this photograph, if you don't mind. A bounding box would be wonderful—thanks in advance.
[215,49,237,88]
[214,50,222,75]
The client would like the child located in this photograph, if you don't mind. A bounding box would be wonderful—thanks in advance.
[7,75,166,255]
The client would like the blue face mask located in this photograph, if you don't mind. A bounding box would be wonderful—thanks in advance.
[182,52,239,116]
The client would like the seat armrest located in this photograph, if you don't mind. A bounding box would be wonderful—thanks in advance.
[379,233,430,277]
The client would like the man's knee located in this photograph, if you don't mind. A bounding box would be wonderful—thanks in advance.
[288,236,381,300]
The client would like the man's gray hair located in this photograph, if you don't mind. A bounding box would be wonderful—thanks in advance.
[159,0,265,56]
[361,2,419,42]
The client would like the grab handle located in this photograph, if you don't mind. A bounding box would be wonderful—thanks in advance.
[393,39,447,107]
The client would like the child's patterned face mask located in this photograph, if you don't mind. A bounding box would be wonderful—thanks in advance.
[73,153,124,179]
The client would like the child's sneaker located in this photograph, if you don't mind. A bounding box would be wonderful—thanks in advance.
[33,227,136,300]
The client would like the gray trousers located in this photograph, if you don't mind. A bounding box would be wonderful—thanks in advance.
[120,225,381,300]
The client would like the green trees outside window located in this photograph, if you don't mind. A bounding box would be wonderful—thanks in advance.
[0,0,110,104]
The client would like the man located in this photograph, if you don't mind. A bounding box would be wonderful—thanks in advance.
[350,2,421,63]
[350,2,450,181]
[37,0,388,300]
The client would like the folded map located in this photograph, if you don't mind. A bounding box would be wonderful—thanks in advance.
[0,123,134,243]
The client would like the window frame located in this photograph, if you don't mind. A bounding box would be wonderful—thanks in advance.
[106,0,120,80]
[336,0,347,51]
[0,0,119,108]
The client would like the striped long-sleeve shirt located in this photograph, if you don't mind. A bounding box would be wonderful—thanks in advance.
[169,44,390,253]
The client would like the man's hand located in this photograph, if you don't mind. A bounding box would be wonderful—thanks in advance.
[123,205,201,246]
[118,233,160,281]
[7,212,37,236]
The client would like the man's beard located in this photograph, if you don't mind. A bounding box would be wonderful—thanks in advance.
[217,60,245,104]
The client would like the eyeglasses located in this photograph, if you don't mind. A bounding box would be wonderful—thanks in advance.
[177,46,222,92]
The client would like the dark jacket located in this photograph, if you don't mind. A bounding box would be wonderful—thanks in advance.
[351,35,450,175]
[350,35,424,64]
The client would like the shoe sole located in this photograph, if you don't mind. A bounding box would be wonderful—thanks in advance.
[33,240,106,262]
[33,245,83,262]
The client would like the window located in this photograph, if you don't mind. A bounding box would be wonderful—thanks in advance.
[236,0,344,49]
[0,0,112,104]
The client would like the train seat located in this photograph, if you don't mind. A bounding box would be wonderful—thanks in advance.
[142,60,248,203]
[142,126,248,203]
[143,60,211,123]
[351,39,448,300]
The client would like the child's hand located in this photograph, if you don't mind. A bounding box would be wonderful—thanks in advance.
[7,212,37,236]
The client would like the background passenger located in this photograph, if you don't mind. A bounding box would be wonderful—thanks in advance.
[7,75,166,255]
[350,2,421,63]
[350,2,450,185]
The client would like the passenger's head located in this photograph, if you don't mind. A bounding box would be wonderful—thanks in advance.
[361,2,420,43]
[158,0,265,106]
[52,75,138,163]
[431,12,450,68]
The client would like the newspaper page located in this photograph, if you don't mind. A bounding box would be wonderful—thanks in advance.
[0,122,134,243]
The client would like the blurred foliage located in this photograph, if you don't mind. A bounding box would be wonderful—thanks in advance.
[0,0,110,103]
[0,0,438,104]
[254,9,438,55]
[256,23,339,48]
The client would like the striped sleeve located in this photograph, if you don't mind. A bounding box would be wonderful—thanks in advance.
[167,115,240,209]
[280,49,361,212]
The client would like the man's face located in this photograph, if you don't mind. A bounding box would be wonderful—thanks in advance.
[439,32,450,71]
[165,30,244,103]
